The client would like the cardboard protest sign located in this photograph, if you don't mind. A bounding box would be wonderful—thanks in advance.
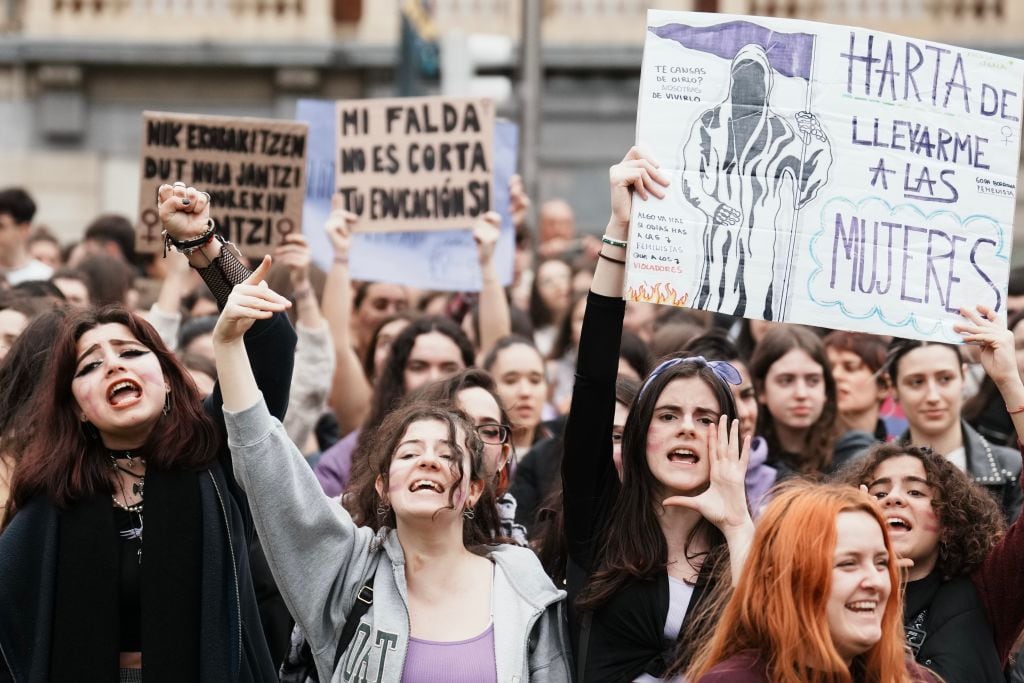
[137,111,308,258]
[334,96,495,233]
[627,10,1024,342]
[297,97,515,291]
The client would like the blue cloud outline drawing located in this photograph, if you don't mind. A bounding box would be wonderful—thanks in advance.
[806,195,1009,340]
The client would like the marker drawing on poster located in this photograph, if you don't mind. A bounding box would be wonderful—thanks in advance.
[137,111,308,258]
[628,10,1024,342]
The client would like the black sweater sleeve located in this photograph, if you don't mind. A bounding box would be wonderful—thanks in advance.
[562,291,625,575]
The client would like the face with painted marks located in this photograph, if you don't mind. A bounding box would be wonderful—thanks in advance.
[71,322,168,450]
[379,419,483,523]
[866,455,942,580]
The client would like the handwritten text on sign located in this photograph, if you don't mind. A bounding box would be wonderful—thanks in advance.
[137,111,308,258]
[334,97,495,233]
[627,10,1024,342]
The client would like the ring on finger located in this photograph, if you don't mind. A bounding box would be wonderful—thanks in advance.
[173,181,186,188]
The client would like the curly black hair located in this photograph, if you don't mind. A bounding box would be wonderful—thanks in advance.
[835,442,1005,579]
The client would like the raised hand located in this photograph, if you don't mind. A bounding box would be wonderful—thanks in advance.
[325,194,356,262]
[158,182,212,241]
[273,233,312,288]
[213,255,292,345]
[473,211,502,266]
[508,174,530,229]
[663,415,752,533]
[608,146,671,233]
[955,304,1022,390]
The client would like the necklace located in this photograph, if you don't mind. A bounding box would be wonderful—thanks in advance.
[109,453,145,563]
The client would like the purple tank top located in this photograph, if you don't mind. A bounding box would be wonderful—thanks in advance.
[401,624,497,683]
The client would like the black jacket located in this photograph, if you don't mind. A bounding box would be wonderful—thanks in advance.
[0,312,296,682]
[562,292,724,682]
[905,570,1003,682]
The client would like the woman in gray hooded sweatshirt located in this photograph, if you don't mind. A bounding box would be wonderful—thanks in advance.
[210,261,572,683]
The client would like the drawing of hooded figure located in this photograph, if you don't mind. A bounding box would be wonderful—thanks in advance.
[681,43,831,321]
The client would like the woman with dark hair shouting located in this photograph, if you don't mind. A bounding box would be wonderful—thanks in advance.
[0,183,296,682]
[563,147,755,682]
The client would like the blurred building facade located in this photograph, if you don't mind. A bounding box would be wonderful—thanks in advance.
[0,0,1020,244]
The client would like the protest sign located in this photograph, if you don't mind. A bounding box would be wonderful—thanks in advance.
[627,10,1024,342]
[334,96,495,233]
[137,111,308,258]
[297,98,515,291]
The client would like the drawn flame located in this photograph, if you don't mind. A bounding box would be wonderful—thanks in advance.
[627,282,690,307]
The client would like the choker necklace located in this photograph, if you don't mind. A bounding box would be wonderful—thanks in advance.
[109,449,137,464]
[109,453,146,500]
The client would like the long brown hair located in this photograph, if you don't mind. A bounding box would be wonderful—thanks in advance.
[686,483,913,683]
[352,402,499,548]
[750,325,838,473]
[576,359,737,612]
[6,306,218,523]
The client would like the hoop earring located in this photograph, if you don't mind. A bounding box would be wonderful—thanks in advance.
[463,507,475,520]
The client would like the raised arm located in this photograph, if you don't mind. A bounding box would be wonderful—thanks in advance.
[957,304,1024,662]
[157,183,297,422]
[145,249,190,351]
[321,197,374,435]
[562,148,669,573]
[474,210,511,358]
[211,267,380,655]
[274,233,335,450]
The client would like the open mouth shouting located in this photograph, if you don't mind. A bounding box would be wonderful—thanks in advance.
[885,515,912,536]
[106,379,143,407]
[667,449,700,465]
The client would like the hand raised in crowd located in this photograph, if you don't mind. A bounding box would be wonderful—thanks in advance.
[472,211,501,266]
[508,174,530,228]
[213,255,291,346]
[157,182,212,241]
[325,194,356,262]
[274,233,312,288]
[955,304,1024,390]
[608,146,670,233]
[663,415,753,534]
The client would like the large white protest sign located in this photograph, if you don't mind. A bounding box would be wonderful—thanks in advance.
[627,10,1024,341]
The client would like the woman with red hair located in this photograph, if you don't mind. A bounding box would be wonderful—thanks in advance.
[687,482,936,682]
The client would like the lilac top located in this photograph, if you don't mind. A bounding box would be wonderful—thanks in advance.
[744,436,777,518]
[313,428,360,497]
[401,624,497,683]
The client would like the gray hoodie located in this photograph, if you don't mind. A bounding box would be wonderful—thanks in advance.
[225,397,572,682]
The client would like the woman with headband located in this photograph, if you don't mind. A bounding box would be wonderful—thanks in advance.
[562,147,755,682]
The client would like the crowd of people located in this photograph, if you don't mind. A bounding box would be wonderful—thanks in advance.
[0,147,1023,682]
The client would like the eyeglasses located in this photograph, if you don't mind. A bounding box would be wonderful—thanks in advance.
[475,423,511,445]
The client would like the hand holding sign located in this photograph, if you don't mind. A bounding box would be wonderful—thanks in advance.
[609,146,670,233]
[955,304,1020,389]
[472,211,501,266]
[324,194,356,262]
[273,233,312,288]
[508,174,530,229]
